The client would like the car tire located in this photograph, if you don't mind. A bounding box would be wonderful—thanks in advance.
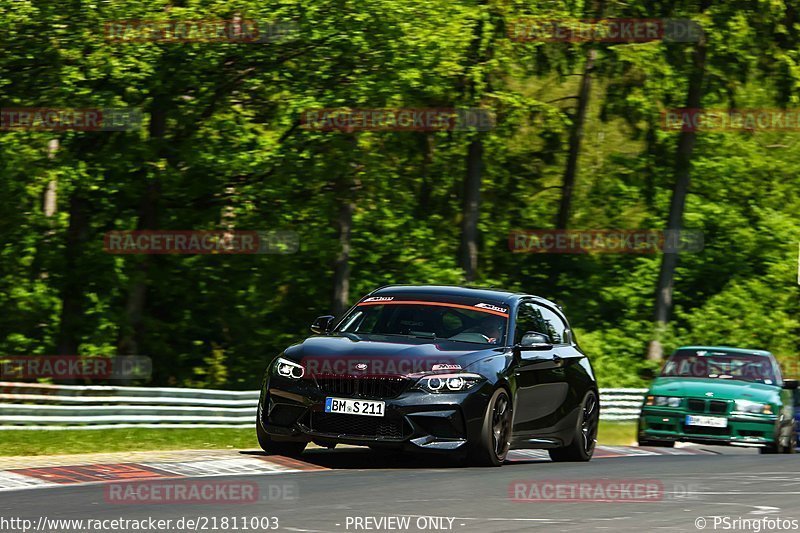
[549,391,599,462]
[256,404,307,457]
[761,423,795,454]
[466,388,513,467]
[774,422,796,454]
[785,423,797,454]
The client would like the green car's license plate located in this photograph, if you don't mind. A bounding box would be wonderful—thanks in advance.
[685,415,728,428]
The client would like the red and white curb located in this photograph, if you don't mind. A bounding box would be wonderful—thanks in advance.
[0,455,326,492]
[0,446,711,492]
[506,445,714,462]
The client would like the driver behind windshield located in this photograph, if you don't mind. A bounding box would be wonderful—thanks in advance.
[462,316,504,344]
[338,301,508,344]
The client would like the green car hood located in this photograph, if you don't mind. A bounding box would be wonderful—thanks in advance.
[648,376,781,404]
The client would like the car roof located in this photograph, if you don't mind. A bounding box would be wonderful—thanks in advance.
[369,284,559,309]
[675,346,773,357]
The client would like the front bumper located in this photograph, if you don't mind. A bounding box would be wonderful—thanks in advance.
[639,407,778,447]
[259,375,493,453]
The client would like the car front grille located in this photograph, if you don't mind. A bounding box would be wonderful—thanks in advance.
[709,400,729,414]
[687,399,706,412]
[308,412,406,439]
[310,375,410,399]
[686,398,731,415]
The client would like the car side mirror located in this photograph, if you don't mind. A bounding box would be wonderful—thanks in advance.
[310,315,335,335]
[518,331,553,351]
[782,379,798,390]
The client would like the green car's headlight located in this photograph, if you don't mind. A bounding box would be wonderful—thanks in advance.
[415,373,484,393]
[734,400,772,415]
[273,357,304,379]
[645,395,682,408]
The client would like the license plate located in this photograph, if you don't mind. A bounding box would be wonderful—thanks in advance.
[685,415,728,428]
[325,397,385,417]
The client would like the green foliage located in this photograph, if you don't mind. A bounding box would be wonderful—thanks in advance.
[1,0,799,388]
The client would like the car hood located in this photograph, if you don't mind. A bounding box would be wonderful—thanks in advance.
[283,334,501,376]
[648,376,781,403]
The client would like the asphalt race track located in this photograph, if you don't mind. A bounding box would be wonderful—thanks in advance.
[1,446,798,533]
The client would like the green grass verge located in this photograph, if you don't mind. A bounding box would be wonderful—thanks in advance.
[597,421,636,446]
[0,428,258,456]
[0,422,637,457]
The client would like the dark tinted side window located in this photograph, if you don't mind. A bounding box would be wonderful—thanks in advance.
[514,302,546,344]
[535,304,568,345]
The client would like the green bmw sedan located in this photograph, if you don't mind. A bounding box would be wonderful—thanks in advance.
[638,346,797,453]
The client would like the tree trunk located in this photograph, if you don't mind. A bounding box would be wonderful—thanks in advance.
[331,172,355,318]
[460,137,483,281]
[457,0,491,283]
[556,49,596,229]
[44,139,59,217]
[647,35,707,361]
[56,191,89,355]
[118,178,161,355]
[118,106,166,355]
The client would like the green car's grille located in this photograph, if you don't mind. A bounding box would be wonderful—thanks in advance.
[709,400,728,414]
[687,399,705,412]
[685,398,731,415]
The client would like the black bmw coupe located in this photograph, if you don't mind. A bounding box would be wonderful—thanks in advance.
[257,285,599,466]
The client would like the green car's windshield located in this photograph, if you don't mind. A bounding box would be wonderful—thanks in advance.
[661,350,778,385]
[337,301,508,345]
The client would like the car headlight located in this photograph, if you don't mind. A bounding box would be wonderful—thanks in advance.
[273,357,304,379]
[734,400,772,415]
[415,373,484,393]
[645,395,682,408]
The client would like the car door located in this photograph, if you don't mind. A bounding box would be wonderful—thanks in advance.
[535,302,594,425]
[511,301,569,437]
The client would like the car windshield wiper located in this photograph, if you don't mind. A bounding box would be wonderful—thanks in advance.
[375,332,437,340]
[444,338,497,345]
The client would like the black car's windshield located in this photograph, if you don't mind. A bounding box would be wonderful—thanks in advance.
[337,300,508,345]
[661,349,778,384]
